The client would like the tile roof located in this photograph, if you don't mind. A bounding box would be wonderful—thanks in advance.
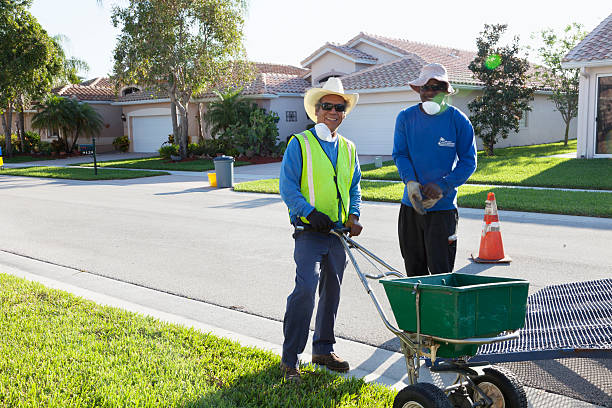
[53,82,116,101]
[339,32,545,90]
[349,33,479,85]
[341,56,425,90]
[253,62,310,76]
[301,42,378,66]
[80,77,113,88]
[115,63,311,102]
[563,13,612,63]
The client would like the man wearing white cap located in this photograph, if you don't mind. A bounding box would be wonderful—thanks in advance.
[393,63,477,276]
[278,77,363,381]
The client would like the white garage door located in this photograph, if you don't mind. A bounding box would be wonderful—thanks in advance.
[340,102,407,155]
[132,115,173,152]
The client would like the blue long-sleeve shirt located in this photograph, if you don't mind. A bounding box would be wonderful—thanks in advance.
[279,127,362,226]
[393,104,477,211]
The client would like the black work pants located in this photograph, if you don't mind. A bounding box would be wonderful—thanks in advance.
[398,204,458,277]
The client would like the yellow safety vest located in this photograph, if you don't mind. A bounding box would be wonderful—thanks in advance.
[291,130,356,224]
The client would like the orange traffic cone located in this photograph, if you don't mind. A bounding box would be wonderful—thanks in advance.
[472,192,511,263]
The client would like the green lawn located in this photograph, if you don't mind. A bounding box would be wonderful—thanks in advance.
[2,154,56,163]
[234,179,612,218]
[361,140,612,190]
[0,166,169,180]
[0,273,395,408]
[75,157,251,172]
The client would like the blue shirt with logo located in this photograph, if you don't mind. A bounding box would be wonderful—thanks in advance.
[392,104,477,211]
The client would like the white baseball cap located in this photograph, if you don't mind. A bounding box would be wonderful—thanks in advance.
[409,63,455,94]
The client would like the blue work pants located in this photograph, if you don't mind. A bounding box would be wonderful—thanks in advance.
[281,231,347,368]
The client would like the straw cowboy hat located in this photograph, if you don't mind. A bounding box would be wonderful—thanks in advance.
[304,77,359,122]
[409,63,456,94]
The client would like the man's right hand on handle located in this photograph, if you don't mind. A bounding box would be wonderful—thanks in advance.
[306,209,334,232]
[406,181,426,215]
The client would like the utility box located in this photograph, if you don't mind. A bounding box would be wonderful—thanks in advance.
[213,155,235,188]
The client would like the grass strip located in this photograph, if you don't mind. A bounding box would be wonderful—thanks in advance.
[0,273,395,407]
[234,179,612,218]
[361,158,612,190]
[75,157,251,172]
[0,166,169,180]
[360,140,612,191]
[2,155,56,163]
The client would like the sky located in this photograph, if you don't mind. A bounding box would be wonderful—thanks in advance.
[28,0,611,79]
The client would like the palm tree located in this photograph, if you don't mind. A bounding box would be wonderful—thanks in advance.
[31,95,74,151]
[50,35,90,86]
[204,88,254,138]
[32,96,102,153]
[70,101,103,152]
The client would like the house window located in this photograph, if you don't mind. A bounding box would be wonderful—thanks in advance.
[286,111,297,122]
[520,110,529,128]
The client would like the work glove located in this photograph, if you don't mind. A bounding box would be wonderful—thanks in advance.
[406,181,426,215]
[306,209,334,233]
[421,182,443,209]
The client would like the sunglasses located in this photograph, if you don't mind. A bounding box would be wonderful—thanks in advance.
[420,84,448,92]
[317,102,346,112]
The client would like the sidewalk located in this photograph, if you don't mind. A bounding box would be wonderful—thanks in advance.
[1,249,604,408]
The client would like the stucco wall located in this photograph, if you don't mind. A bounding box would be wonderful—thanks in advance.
[352,42,400,64]
[449,89,577,150]
[310,53,356,85]
[20,102,120,152]
[268,96,312,142]
[347,87,577,152]
[576,66,612,158]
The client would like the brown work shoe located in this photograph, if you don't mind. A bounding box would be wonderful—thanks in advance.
[311,353,350,372]
[280,362,301,382]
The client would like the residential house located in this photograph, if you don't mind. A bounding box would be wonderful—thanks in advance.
[113,63,312,152]
[18,78,123,153]
[562,13,612,158]
[301,33,576,155]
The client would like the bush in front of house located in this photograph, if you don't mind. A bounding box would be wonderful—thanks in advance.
[158,143,179,159]
[38,141,53,156]
[113,136,130,152]
[205,90,285,158]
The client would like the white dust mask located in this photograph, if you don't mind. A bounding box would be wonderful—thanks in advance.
[422,101,441,115]
[315,123,337,142]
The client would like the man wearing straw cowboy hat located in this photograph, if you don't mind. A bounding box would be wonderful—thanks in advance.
[393,63,477,277]
[279,77,363,381]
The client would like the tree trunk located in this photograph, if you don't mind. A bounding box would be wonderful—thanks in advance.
[178,110,188,158]
[563,120,570,146]
[485,139,495,156]
[197,102,204,143]
[2,101,13,158]
[170,100,178,144]
[17,95,26,152]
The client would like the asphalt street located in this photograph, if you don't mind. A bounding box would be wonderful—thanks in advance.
[0,171,611,349]
[1,164,611,407]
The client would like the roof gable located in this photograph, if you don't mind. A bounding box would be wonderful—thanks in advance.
[563,13,612,67]
[301,42,377,67]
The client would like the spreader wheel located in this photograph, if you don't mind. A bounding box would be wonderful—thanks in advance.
[393,382,453,408]
[470,365,527,408]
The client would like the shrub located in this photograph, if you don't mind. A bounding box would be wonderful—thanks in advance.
[158,143,179,159]
[23,131,41,154]
[38,141,53,156]
[50,139,67,154]
[112,136,130,152]
[187,143,204,156]
[0,134,20,153]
